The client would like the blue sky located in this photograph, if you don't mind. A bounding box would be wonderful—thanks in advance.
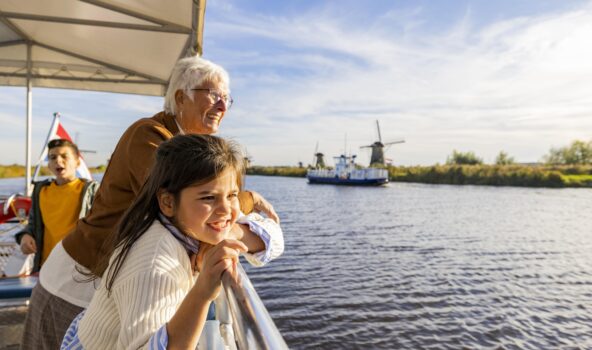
[1,0,592,167]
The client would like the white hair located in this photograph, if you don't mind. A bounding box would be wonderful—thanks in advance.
[164,56,230,116]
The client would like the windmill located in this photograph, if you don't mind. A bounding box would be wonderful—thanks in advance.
[74,132,97,155]
[243,148,252,168]
[312,141,325,168]
[360,120,405,166]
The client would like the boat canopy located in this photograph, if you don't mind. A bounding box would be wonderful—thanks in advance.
[0,0,206,193]
[0,0,206,95]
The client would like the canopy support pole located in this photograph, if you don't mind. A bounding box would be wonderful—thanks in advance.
[25,43,32,196]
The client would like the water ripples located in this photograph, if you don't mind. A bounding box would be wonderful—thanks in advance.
[0,175,590,348]
[242,177,592,349]
[248,182,592,349]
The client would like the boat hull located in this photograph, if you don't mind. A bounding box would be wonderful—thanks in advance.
[306,156,389,187]
[307,176,388,186]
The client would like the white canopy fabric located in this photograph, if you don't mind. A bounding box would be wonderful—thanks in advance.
[0,0,206,194]
[0,0,206,96]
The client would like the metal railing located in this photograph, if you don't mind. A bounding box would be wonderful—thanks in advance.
[221,263,288,350]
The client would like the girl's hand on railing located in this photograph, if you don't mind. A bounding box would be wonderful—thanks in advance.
[194,239,247,302]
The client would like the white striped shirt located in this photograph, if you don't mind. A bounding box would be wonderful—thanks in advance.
[61,213,283,349]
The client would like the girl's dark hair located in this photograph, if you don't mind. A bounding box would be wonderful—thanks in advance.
[95,134,244,292]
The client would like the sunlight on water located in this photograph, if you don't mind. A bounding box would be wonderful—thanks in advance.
[2,176,591,349]
[243,176,592,350]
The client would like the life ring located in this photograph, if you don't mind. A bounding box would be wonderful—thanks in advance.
[0,195,31,223]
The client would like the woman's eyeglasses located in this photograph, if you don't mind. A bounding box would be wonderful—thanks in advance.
[191,88,234,109]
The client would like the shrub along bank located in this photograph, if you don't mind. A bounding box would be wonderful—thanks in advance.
[247,164,592,188]
[247,166,307,178]
[388,164,592,188]
[0,165,105,178]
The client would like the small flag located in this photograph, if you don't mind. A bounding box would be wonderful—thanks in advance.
[33,113,93,181]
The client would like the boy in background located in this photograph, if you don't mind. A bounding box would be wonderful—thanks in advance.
[15,139,98,273]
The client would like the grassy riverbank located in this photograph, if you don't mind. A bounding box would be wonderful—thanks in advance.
[247,166,307,178]
[247,164,592,188]
[0,164,106,178]
[3,164,590,188]
[388,164,592,188]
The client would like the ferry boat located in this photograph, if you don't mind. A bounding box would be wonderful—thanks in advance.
[307,121,402,186]
[307,154,389,186]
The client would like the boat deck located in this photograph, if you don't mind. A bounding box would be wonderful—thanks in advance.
[0,223,30,349]
[0,302,26,349]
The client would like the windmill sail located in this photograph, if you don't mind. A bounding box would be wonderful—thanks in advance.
[360,120,405,166]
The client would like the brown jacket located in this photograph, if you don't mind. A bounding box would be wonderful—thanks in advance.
[62,112,254,270]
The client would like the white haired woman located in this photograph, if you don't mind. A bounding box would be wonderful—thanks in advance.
[20,57,282,349]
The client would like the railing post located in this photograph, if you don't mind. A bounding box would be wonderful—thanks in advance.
[221,263,288,350]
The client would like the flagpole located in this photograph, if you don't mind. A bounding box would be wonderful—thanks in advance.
[25,44,32,196]
[32,112,60,182]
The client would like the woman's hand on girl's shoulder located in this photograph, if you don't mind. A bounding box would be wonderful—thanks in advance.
[249,191,280,223]
[194,239,247,302]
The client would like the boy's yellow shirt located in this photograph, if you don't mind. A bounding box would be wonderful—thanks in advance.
[39,178,85,264]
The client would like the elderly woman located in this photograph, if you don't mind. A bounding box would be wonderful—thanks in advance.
[20,57,282,350]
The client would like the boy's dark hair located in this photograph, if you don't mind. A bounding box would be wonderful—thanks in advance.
[48,139,80,157]
[96,134,245,292]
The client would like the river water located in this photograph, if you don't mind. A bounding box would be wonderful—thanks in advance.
[242,176,592,350]
[2,176,592,349]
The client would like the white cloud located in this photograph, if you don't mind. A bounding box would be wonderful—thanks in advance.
[207,1,592,166]
[0,111,26,128]
[61,113,108,127]
[2,2,591,167]
[116,95,163,116]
